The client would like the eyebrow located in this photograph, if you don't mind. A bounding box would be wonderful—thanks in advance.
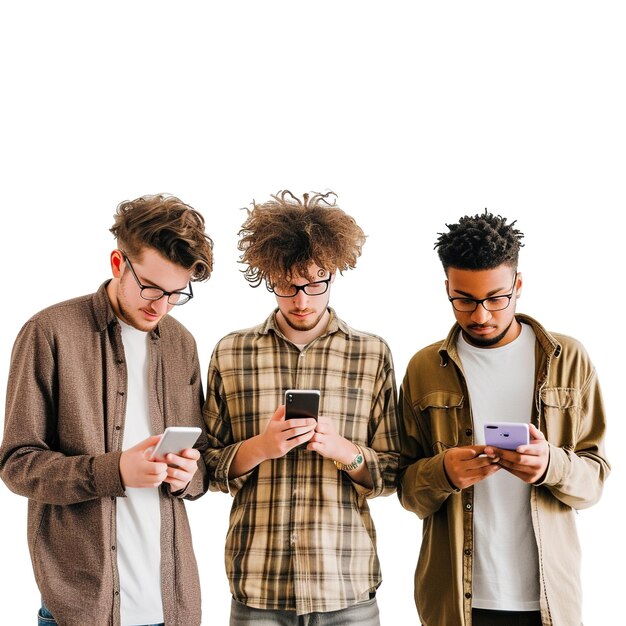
[134,268,189,293]
[451,284,511,298]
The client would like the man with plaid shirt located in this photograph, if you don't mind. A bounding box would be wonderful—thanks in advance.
[203,190,400,625]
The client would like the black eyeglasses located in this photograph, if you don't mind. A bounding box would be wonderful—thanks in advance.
[121,252,193,306]
[448,273,517,313]
[267,276,332,298]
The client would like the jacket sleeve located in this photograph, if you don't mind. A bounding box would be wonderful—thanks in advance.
[353,342,401,499]
[0,320,125,504]
[537,365,610,509]
[202,350,254,496]
[175,345,210,501]
[397,374,458,519]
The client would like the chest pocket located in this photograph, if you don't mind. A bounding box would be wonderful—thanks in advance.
[417,391,465,455]
[541,387,581,449]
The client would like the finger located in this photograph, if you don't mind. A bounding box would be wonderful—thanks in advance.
[178,448,200,460]
[271,405,286,421]
[136,434,163,451]
[286,425,316,439]
[146,461,168,475]
[528,424,545,441]
[284,418,316,430]
[287,430,315,447]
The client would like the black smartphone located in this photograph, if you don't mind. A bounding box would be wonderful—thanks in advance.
[284,389,320,421]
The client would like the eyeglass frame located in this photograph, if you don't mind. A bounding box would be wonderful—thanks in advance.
[447,271,518,313]
[266,275,333,298]
[120,251,194,306]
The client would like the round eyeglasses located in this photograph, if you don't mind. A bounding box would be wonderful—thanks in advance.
[121,252,193,306]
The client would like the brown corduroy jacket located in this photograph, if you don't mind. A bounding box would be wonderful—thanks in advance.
[0,282,208,626]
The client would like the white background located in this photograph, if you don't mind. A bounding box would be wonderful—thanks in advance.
[1,2,624,624]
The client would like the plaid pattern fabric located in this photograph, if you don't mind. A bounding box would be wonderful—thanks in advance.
[203,309,400,615]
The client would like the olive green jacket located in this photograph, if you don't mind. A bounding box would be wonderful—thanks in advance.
[399,314,610,626]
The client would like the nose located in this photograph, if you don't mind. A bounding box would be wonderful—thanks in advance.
[470,303,491,324]
[292,289,309,308]
[151,296,171,315]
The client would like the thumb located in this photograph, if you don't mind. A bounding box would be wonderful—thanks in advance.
[528,424,545,441]
[134,434,163,451]
[271,405,286,421]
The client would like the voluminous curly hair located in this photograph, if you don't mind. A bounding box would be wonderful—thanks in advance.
[110,193,214,281]
[238,190,366,287]
[435,210,524,273]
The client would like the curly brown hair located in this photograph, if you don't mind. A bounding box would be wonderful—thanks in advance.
[110,193,214,281]
[238,190,366,287]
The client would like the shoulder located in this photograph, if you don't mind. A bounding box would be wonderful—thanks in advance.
[21,292,98,335]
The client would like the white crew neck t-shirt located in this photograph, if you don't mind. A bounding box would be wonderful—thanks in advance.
[457,322,540,611]
[117,320,164,625]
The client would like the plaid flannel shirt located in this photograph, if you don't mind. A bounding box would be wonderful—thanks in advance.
[203,308,400,615]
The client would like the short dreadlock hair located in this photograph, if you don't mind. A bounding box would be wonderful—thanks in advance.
[435,210,524,273]
[238,190,366,288]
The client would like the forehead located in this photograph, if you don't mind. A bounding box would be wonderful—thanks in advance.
[275,263,329,286]
[447,265,514,295]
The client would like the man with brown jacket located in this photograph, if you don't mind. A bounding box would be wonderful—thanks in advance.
[0,194,214,626]
[399,211,609,625]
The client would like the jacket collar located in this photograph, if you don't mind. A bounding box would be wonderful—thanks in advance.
[438,312,562,366]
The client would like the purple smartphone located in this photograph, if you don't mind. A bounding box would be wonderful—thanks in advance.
[484,422,529,450]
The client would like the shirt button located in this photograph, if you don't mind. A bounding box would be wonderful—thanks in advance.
[465,592,472,599]
[465,503,472,511]
[464,549,471,556]
[118,391,125,396]
[115,425,121,431]
[290,533,298,544]
[117,358,124,364]
[111,545,116,551]
[299,352,305,358]
[465,429,472,437]
[114,591,119,596]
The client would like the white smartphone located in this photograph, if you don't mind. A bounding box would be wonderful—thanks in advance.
[484,422,530,450]
[149,426,202,461]
[284,389,320,421]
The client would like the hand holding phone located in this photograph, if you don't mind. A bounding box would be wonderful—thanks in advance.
[149,426,202,462]
[484,422,529,450]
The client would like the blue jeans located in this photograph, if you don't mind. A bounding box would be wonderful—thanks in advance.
[230,596,380,626]
[38,600,164,626]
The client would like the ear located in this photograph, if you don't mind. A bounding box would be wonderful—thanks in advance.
[110,250,124,278]
[515,272,523,298]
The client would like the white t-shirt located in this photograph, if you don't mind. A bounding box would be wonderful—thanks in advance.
[457,322,540,611]
[117,320,164,625]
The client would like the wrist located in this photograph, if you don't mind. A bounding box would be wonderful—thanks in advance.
[333,444,364,472]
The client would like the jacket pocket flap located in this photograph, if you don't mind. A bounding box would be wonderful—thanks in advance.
[418,391,464,411]
[541,387,580,409]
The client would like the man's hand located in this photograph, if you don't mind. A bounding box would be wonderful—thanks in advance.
[163,448,201,492]
[258,405,317,460]
[443,445,500,490]
[307,415,357,463]
[486,424,549,484]
[119,435,168,488]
